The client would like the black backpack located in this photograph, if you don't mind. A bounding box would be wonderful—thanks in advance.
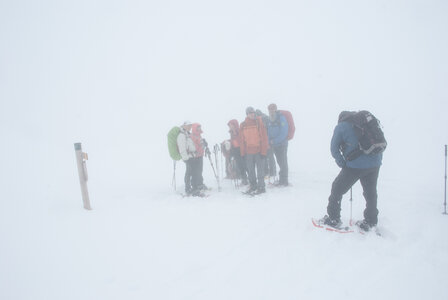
[343,110,387,161]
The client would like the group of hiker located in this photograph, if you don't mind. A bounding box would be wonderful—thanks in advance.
[171,103,294,197]
[169,106,386,232]
[224,104,294,195]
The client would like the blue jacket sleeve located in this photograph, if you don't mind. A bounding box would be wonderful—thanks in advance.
[330,124,346,168]
[271,115,289,145]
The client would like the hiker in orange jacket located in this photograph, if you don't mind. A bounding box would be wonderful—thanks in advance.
[240,107,269,194]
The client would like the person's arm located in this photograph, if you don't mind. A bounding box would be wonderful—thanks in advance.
[330,125,346,168]
[177,133,190,161]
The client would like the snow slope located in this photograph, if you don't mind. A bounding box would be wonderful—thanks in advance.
[1,168,447,300]
[1,0,448,299]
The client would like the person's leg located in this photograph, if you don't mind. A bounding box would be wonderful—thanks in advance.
[190,157,201,194]
[327,168,361,221]
[245,154,257,191]
[267,148,276,177]
[197,156,204,188]
[184,159,192,193]
[255,154,266,190]
[233,148,248,182]
[274,144,288,185]
[359,167,380,226]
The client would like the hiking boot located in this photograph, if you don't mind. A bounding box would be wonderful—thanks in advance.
[322,215,342,228]
[254,187,266,195]
[356,220,375,232]
[244,186,257,194]
[191,189,202,197]
[199,184,210,191]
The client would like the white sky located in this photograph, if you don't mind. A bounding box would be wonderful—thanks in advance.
[1,0,447,202]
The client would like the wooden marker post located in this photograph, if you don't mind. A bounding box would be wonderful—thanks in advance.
[74,143,92,210]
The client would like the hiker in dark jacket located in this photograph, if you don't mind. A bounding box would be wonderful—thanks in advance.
[322,111,383,231]
[266,104,289,186]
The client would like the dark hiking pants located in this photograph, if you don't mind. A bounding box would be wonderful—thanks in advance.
[327,167,380,225]
[245,153,266,190]
[230,147,247,181]
[265,148,276,177]
[273,144,288,185]
[185,157,202,193]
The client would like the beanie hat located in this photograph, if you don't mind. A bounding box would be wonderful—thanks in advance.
[182,120,192,126]
[268,103,277,112]
[246,106,255,115]
[338,111,355,123]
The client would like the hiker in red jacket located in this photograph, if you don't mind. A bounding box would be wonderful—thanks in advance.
[227,119,248,185]
[191,123,208,191]
[240,107,269,194]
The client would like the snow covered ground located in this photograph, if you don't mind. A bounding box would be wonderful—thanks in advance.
[1,0,448,299]
[1,166,447,300]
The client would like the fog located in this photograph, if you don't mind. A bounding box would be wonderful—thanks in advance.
[1,1,448,299]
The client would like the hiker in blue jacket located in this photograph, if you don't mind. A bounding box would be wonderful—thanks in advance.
[266,103,289,186]
[323,111,383,231]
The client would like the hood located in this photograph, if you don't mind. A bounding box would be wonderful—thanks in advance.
[227,119,239,129]
[191,123,203,135]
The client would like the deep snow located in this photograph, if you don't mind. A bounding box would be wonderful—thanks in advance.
[1,0,448,299]
[1,167,447,300]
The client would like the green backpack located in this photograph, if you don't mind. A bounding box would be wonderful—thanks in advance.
[167,126,182,161]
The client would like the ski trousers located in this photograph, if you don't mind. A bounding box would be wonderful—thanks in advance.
[272,144,288,185]
[184,157,203,193]
[230,147,247,181]
[264,147,277,177]
[327,166,380,225]
[244,153,266,190]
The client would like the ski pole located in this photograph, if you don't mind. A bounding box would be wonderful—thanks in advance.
[349,187,353,225]
[206,147,222,191]
[220,145,224,180]
[444,145,447,215]
[172,161,177,191]
[231,158,239,189]
[214,144,220,181]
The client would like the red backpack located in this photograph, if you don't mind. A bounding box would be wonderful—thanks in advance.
[279,110,295,140]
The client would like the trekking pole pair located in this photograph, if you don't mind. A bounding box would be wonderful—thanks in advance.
[206,146,222,192]
[230,158,240,189]
[220,144,224,180]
